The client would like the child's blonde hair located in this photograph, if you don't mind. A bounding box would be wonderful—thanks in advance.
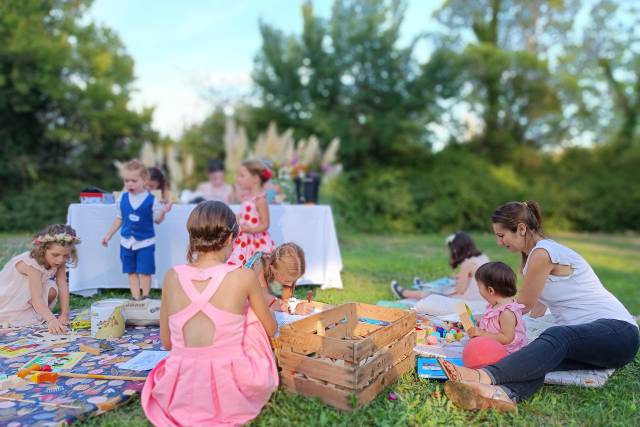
[186,201,239,263]
[242,159,272,185]
[30,224,80,267]
[121,159,150,180]
[262,242,305,286]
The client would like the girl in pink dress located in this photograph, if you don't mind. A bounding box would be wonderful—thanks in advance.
[141,201,278,427]
[466,262,527,355]
[0,224,79,333]
[228,160,275,266]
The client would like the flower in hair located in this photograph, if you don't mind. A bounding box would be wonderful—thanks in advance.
[32,233,81,246]
[261,168,272,180]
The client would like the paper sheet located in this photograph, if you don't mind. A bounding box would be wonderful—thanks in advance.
[116,350,169,371]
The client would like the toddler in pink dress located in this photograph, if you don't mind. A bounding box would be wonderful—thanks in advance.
[228,160,276,266]
[0,224,79,333]
[141,201,278,427]
[467,262,527,354]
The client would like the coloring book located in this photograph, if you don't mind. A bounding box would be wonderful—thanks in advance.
[417,357,464,380]
[20,352,85,372]
[0,331,79,358]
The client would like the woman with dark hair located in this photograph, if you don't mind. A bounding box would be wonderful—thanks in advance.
[390,231,490,315]
[440,201,639,412]
[196,159,233,203]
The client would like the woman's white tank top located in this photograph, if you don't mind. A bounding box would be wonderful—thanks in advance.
[523,239,636,326]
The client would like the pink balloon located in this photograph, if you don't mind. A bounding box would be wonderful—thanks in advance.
[462,336,508,369]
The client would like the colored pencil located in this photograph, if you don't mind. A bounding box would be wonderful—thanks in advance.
[35,371,147,381]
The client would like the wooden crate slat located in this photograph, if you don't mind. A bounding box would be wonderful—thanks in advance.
[280,352,416,412]
[355,330,415,389]
[279,350,356,388]
[356,303,408,322]
[278,329,356,361]
[355,352,416,407]
[283,303,350,334]
[323,323,350,339]
[353,311,415,363]
[280,371,354,411]
[352,322,383,337]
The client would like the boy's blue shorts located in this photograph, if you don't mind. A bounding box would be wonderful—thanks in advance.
[120,245,155,275]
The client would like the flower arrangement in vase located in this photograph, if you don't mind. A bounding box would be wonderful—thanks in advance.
[224,120,341,204]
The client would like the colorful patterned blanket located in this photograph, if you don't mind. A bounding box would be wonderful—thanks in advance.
[0,317,162,426]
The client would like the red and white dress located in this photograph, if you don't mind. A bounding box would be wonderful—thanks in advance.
[228,193,275,266]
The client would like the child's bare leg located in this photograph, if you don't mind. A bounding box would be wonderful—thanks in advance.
[48,287,58,306]
[139,274,151,298]
[391,280,429,299]
[128,273,141,299]
[403,289,429,299]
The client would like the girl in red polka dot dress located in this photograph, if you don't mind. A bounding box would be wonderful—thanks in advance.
[228,160,276,266]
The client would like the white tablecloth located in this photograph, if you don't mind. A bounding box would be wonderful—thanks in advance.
[67,203,343,295]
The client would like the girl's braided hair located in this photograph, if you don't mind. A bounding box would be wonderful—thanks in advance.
[186,201,239,263]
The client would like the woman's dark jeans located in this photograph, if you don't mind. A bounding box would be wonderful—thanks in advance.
[483,319,639,402]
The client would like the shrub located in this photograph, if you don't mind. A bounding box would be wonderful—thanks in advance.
[412,145,525,232]
[324,169,417,233]
[0,180,83,232]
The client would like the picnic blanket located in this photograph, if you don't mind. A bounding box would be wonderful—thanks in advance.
[0,315,163,426]
[384,301,618,388]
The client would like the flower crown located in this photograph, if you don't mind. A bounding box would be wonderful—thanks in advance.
[32,233,81,246]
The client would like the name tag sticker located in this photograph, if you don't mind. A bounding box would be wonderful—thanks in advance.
[129,214,140,222]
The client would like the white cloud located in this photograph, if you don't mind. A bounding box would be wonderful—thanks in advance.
[129,68,253,139]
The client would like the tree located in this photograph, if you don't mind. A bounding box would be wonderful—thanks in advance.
[252,0,453,169]
[562,0,640,147]
[0,0,155,194]
[178,107,226,187]
[432,0,581,161]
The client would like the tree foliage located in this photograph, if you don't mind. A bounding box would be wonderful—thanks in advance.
[432,0,581,161]
[0,0,155,197]
[252,0,459,169]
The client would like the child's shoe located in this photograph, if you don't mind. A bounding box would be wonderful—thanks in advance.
[390,280,407,299]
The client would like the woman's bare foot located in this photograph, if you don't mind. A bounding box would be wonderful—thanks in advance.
[444,381,517,413]
[438,359,492,384]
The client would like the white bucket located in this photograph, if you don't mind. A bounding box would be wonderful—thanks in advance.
[91,299,127,338]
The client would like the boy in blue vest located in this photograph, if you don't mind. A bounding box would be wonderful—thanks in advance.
[102,160,171,300]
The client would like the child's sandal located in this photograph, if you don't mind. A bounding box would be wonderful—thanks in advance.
[444,381,517,413]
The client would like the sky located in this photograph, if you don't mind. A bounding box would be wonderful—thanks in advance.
[89,0,444,138]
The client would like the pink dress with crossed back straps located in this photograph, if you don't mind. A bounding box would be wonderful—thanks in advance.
[141,263,278,427]
[227,193,275,267]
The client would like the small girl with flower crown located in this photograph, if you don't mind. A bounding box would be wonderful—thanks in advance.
[227,159,276,266]
[0,224,80,333]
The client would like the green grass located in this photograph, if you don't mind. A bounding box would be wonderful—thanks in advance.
[1,232,639,426]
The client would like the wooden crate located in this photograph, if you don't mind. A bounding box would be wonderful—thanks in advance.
[276,302,416,411]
